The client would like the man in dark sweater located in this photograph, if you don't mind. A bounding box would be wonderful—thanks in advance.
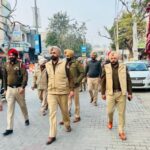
[85,51,102,106]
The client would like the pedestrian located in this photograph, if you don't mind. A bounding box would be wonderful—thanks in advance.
[2,48,29,136]
[85,51,102,106]
[45,46,71,145]
[64,49,84,122]
[101,51,132,140]
[32,57,48,116]
[0,66,3,111]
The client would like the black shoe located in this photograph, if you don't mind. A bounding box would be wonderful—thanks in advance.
[3,130,13,136]
[69,110,71,117]
[25,120,30,126]
[59,121,64,125]
[73,117,81,123]
[90,98,93,103]
[46,137,56,145]
[65,126,72,132]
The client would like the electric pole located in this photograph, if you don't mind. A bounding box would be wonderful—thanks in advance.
[132,0,138,60]
[115,0,119,52]
[34,0,38,34]
[116,17,119,52]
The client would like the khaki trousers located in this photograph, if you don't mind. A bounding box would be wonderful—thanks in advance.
[68,87,80,118]
[80,78,86,91]
[106,92,126,132]
[47,94,70,137]
[38,89,48,113]
[87,77,99,103]
[6,86,29,129]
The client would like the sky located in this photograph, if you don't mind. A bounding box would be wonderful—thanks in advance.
[8,0,122,48]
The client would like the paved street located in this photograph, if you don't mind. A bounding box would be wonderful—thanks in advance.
[0,72,150,150]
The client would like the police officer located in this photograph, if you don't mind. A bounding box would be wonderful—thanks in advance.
[3,48,29,136]
[64,49,84,122]
[32,57,48,116]
[46,46,71,145]
[101,51,132,140]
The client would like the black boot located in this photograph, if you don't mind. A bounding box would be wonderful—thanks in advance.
[3,130,13,136]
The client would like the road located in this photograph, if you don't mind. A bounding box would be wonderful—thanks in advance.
[0,73,150,150]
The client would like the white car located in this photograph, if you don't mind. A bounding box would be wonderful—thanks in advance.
[126,61,150,89]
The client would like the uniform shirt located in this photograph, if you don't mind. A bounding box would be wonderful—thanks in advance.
[66,59,85,90]
[3,61,28,90]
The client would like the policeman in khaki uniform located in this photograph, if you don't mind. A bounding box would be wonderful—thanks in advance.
[32,58,48,116]
[3,49,29,136]
[45,46,72,145]
[77,57,87,92]
[64,49,84,122]
[101,51,132,140]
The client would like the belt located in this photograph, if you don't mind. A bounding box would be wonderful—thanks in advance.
[113,89,121,92]
[8,85,21,88]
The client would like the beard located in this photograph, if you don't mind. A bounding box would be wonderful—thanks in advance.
[66,57,71,62]
[111,61,118,65]
[9,58,16,63]
[51,55,58,61]
[92,58,96,61]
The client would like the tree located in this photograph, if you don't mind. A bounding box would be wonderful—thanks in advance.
[45,11,89,56]
[0,0,29,53]
[107,12,146,57]
[119,0,149,21]
[99,0,149,58]
[118,0,149,58]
